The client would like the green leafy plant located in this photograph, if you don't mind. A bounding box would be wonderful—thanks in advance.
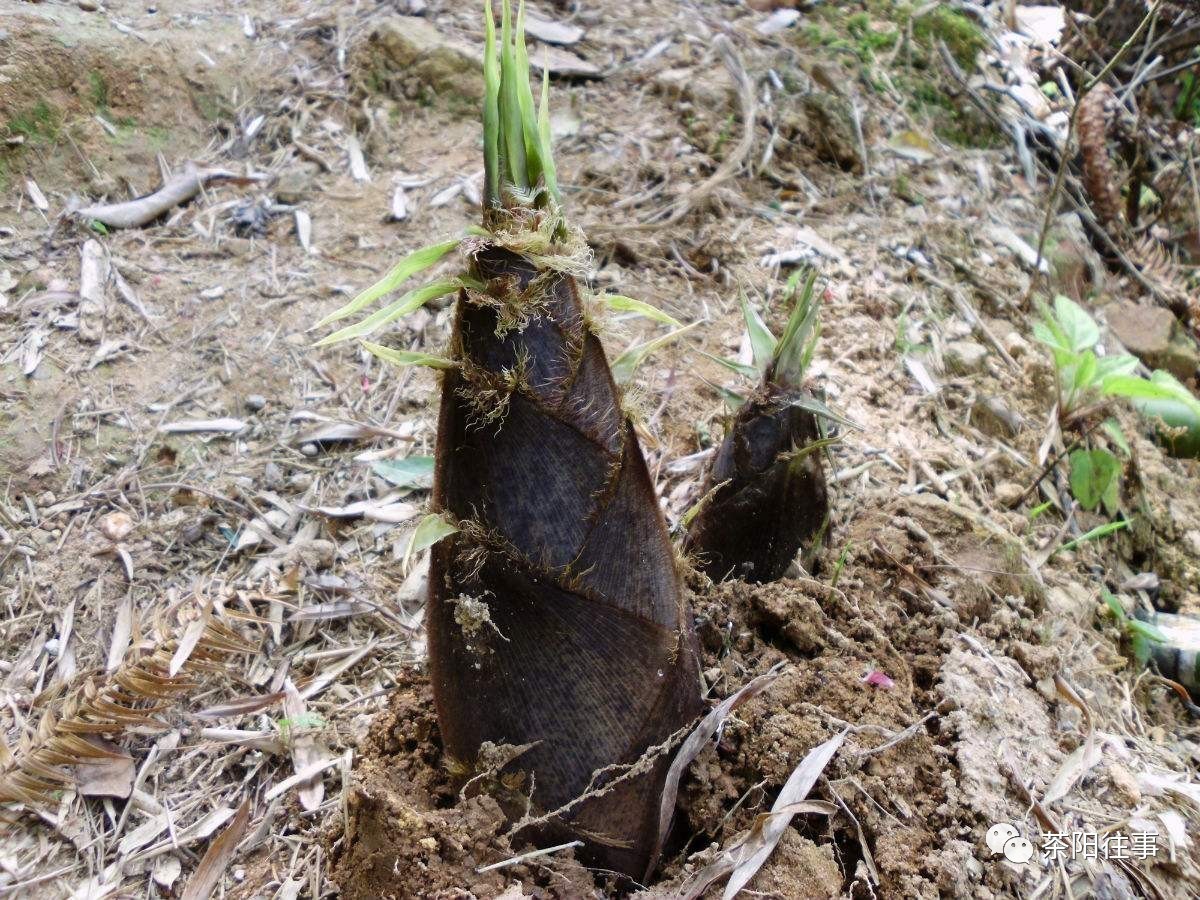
[1032,295,1200,515]
[1102,590,1167,666]
[316,1,701,881]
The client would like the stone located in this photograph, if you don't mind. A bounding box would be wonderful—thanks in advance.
[361,16,597,104]
[273,169,313,204]
[245,394,267,411]
[945,340,989,375]
[995,481,1025,508]
[1107,301,1199,380]
[972,396,1023,438]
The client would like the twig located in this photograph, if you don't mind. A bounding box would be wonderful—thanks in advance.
[854,712,936,758]
[475,840,584,873]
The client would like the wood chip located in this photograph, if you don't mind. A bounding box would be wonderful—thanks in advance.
[78,239,111,343]
[346,134,370,182]
[25,178,49,211]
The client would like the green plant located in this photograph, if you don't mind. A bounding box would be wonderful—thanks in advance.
[88,71,110,110]
[1102,589,1166,666]
[316,0,701,880]
[7,100,60,142]
[684,272,852,583]
[1033,296,1200,515]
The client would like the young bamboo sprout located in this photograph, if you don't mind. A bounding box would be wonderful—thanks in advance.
[317,0,701,879]
[685,273,844,583]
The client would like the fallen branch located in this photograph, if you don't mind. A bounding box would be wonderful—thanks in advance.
[73,165,262,229]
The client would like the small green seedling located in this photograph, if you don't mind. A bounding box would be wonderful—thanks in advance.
[1033,295,1200,514]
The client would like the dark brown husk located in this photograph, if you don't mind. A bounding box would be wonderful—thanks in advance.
[684,382,829,584]
[426,243,703,879]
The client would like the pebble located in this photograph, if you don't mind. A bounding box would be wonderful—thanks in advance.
[995,481,1025,508]
[245,394,267,411]
[77,0,99,10]
[944,340,989,375]
[100,510,134,541]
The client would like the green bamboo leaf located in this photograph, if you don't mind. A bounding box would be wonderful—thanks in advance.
[1131,630,1152,666]
[1056,519,1129,554]
[1123,371,1200,458]
[601,294,682,328]
[1070,350,1098,397]
[697,375,747,410]
[1101,589,1126,622]
[499,0,528,194]
[372,456,436,490]
[1093,353,1138,382]
[404,513,459,572]
[1127,618,1168,645]
[774,270,820,387]
[314,239,459,328]
[537,64,559,202]
[315,279,461,347]
[698,350,759,380]
[739,290,777,375]
[1069,448,1119,513]
[610,322,700,384]
[680,478,730,529]
[361,341,456,370]
[514,1,543,189]
[482,0,501,205]
[783,396,861,431]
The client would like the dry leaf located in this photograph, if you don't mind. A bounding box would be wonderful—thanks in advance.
[346,134,370,182]
[26,178,49,211]
[645,664,786,878]
[180,797,251,900]
[194,691,286,720]
[169,602,213,677]
[282,679,329,811]
[306,497,419,523]
[720,731,845,898]
[152,855,183,891]
[106,595,133,673]
[295,209,312,253]
[525,13,584,44]
[74,738,134,798]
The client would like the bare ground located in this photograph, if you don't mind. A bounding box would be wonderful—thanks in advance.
[2,1,1199,898]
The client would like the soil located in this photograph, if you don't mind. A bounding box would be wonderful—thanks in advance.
[2,2,1200,900]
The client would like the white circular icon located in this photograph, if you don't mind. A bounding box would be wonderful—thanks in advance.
[1003,836,1034,864]
[986,822,1019,854]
